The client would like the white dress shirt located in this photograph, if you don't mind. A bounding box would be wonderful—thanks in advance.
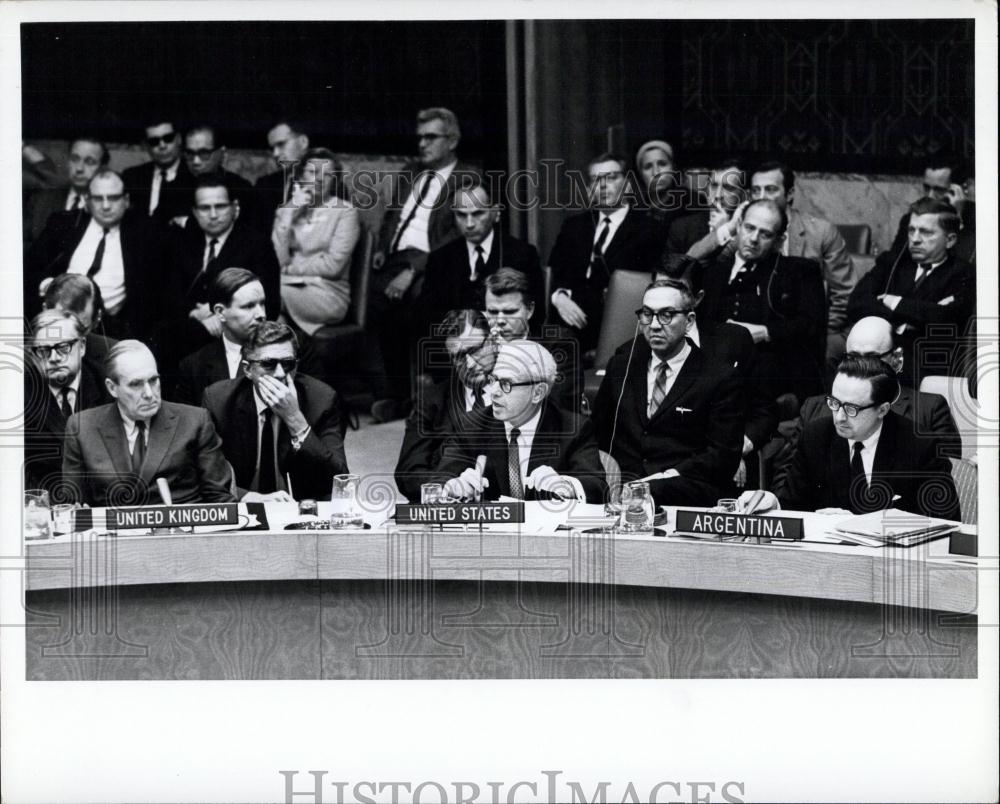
[202,226,234,271]
[646,341,691,411]
[222,334,244,379]
[49,373,81,412]
[848,425,883,486]
[394,160,457,254]
[64,189,86,211]
[466,230,494,279]
[119,407,150,457]
[149,159,180,214]
[503,407,585,501]
[67,219,126,315]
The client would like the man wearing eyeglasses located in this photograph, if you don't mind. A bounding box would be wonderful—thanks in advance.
[592,279,744,507]
[202,321,347,502]
[743,355,958,519]
[26,169,165,341]
[24,310,110,495]
[432,340,606,503]
[62,341,235,506]
[121,120,195,224]
[180,126,254,225]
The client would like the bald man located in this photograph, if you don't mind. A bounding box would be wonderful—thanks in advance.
[431,340,607,503]
[773,315,960,486]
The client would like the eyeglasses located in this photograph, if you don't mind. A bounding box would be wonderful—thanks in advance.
[90,194,125,204]
[825,396,879,418]
[635,307,691,326]
[184,148,219,159]
[485,375,537,394]
[146,133,177,147]
[247,357,298,373]
[30,339,80,360]
[847,348,896,360]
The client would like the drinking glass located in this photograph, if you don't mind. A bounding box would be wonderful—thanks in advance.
[716,498,739,514]
[619,481,655,535]
[329,474,363,528]
[604,482,623,520]
[420,483,443,504]
[24,489,52,541]
[51,503,75,536]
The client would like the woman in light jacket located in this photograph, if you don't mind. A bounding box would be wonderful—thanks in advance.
[272,148,361,334]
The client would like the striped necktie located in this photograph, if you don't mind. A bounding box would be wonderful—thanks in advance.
[648,362,670,418]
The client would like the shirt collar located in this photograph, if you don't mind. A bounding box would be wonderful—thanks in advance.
[159,160,180,181]
[118,404,152,432]
[504,405,543,442]
[50,372,81,398]
[468,229,495,262]
[850,423,883,454]
[206,225,234,249]
[222,333,243,358]
[87,217,120,236]
[650,340,691,374]
[596,205,629,226]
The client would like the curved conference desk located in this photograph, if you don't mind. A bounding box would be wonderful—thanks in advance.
[24,501,978,679]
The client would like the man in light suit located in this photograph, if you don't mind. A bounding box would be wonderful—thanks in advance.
[202,321,347,502]
[592,279,745,507]
[432,340,607,503]
[62,341,235,507]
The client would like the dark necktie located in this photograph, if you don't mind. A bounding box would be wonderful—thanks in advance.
[914,263,932,288]
[587,216,612,280]
[71,193,82,211]
[389,172,434,253]
[152,168,168,213]
[507,427,524,499]
[472,245,486,281]
[60,387,73,419]
[850,441,867,493]
[258,410,277,494]
[730,258,755,285]
[206,237,218,269]
[87,228,110,278]
[132,421,147,475]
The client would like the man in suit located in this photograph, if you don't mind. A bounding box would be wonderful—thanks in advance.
[62,341,234,506]
[420,183,541,330]
[182,125,254,223]
[697,198,828,402]
[24,136,109,246]
[26,169,164,340]
[368,107,480,422]
[24,310,110,496]
[665,157,747,257]
[41,274,117,380]
[745,356,959,520]
[548,152,663,353]
[846,197,975,388]
[776,316,961,482]
[433,340,606,503]
[592,278,745,507]
[395,309,498,502]
[202,321,348,502]
[255,119,310,229]
[121,120,195,224]
[749,161,857,363]
[173,268,267,405]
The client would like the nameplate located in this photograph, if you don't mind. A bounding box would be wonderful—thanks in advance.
[396,502,525,525]
[108,504,240,530]
[675,509,804,541]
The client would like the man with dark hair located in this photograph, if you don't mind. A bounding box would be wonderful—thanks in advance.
[202,321,347,502]
[24,310,110,495]
[847,197,974,387]
[42,273,116,378]
[26,169,165,340]
[593,278,745,506]
[181,125,254,221]
[25,136,110,245]
[745,355,959,519]
[121,120,195,224]
[420,183,541,329]
[62,340,235,506]
[173,268,267,405]
[395,309,498,501]
[665,157,747,256]
[697,198,827,402]
[548,152,663,353]
[368,106,480,422]
[256,120,310,226]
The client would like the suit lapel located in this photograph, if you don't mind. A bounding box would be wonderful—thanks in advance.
[601,209,635,263]
[649,348,702,423]
[230,381,260,484]
[827,428,851,509]
[97,405,133,478]
[870,414,897,477]
[140,405,180,487]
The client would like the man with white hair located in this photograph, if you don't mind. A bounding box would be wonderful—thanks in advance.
[433,340,606,503]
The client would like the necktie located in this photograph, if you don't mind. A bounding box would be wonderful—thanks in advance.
[472,245,485,281]
[648,362,670,418]
[60,387,73,419]
[206,237,218,269]
[151,168,168,213]
[587,216,612,280]
[258,410,277,494]
[132,421,147,475]
[850,441,867,492]
[914,263,932,287]
[508,427,524,499]
[87,228,109,278]
[71,193,82,211]
[729,258,755,284]
[389,171,434,253]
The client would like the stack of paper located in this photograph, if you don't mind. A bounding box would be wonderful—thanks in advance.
[833,509,958,547]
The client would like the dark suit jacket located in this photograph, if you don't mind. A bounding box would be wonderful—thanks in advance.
[254,169,289,231]
[202,374,348,501]
[25,210,166,339]
[700,250,827,401]
[593,342,745,504]
[173,339,230,405]
[24,361,110,497]
[421,231,542,328]
[429,401,607,503]
[62,400,235,506]
[665,211,710,256]
[24,187,76,246]
[774,411,959,519]
[121,160,196,224]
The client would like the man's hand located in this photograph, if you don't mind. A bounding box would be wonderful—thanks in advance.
[372,251,386,270]
[708,205,731,232]
[384,268,414,301]
[242,490,294,503]
[200,315,223,338]
[733,459,747,488]
[256,374,308,432]
[551,292,587,329]
[443,468,489,501]
[290,184,313,209]
[737,489,779,513]
[727,320,770,344]
[816,507,853,516]
[878,293,902,311]
[526,465,580,500]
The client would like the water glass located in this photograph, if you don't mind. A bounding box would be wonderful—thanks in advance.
[604,482,623,520]
[420,483,443,504]
[52,503,75,536]
[716,498,739,514]
[24,489,52,541]
[329,474,363,529]
[619,481,655,535]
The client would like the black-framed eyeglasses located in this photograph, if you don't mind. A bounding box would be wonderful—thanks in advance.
[184,147,219,159]
[30,339,81,360]
[825,395,879,418]
[635,307,691,326]
[247,357,298,373]
[146,133,177,147]
[485,374,537,394]
[847,348,896,360]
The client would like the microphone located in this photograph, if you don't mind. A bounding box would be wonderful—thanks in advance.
[156,477,173,506]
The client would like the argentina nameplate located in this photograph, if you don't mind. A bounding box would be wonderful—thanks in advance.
[675,509,804,540]
[107,503,240,530]
[395,502,526,525]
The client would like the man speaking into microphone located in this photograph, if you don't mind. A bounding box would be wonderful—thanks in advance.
[432,340,606,503]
